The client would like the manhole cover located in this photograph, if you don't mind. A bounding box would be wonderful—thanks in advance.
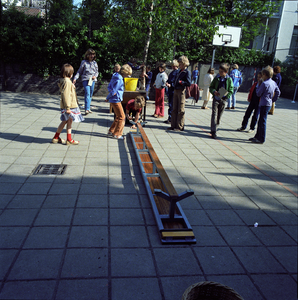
[33,164,67,175]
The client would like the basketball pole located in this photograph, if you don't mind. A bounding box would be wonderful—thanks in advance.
[211,48,216,68]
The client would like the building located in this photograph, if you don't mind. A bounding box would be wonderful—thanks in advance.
[252,0,298,62]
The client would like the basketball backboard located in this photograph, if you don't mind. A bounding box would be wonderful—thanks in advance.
[212,25,242,48]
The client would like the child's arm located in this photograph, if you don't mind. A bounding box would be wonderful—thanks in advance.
[256,82,265,97]
[92,61,99,80]
[61,80,72,112]
[272,84,281,102]
[225,78,234,99]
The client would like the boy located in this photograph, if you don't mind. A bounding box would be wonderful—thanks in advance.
[209,63,234,139]
[250,66,280,144]
[191,66,199,84]
[144,65,153,100]
[153,63,168,118]
[125,96,146,129]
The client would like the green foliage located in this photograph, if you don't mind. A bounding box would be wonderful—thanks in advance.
[0,0,291,83]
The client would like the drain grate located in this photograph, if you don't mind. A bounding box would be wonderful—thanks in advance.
[33,164,67,175]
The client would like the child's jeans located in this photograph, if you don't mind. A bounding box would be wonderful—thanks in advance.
[227,87,238,107]
[254,105,271,143]
[109,102,125,136]
[82,80,95,111]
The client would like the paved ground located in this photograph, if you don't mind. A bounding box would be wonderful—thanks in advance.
[0,91,297,300]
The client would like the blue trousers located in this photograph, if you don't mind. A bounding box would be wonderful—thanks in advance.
[227,87,238,107]
[145,83,150,100]
[254,106,271,143]
[167,89,174,121]
[82,80,95,111]
[241,101,260,130]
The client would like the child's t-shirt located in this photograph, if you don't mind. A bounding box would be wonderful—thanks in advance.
[155,72,168,89]
[126,99,142,113]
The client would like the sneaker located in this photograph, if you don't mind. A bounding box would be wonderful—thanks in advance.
[231,106,235,109]
[251,138,263,144]
[166,127,174,131]
[211,133,217,139]
[237,127,245,131]
[249,137,256,141]
[226,107,231,110]
[248,129,254,133]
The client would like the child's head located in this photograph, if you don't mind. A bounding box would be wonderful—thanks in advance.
[178,55,190,69]
[120,64,132,78]
[231,64,238,70]
[60,64,74,78]
[134,96,145,110]
[114,63,121,73]
[218,63,230,78]
[159,63,166,72]
[195,66,198,70]
[84,48,96,61]
[172,60,179,70]
[208,67,215,75]
[273,66,281,74]
[262,66,273,79]
[146,65,151,72]
[257,71,262,81]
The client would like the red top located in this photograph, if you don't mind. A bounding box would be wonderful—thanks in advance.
[126,99,142,113]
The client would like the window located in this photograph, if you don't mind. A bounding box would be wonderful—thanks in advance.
[289,26,298,56]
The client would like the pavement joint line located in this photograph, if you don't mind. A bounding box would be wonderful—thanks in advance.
[187,117,298,198]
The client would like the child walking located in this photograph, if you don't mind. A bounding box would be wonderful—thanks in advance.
[52,64,84,145]
[153,63,168,118]
[106,64,132,139]
[209,63,234,139]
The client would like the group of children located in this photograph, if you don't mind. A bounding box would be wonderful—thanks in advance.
[52,53,280,146]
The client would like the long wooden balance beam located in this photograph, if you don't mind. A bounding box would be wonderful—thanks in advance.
[129,123,196,244]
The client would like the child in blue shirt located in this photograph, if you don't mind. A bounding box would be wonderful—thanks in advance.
[106,64,132,139]
[250,66,280,144]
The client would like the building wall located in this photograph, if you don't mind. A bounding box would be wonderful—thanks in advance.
[275,0,298,61]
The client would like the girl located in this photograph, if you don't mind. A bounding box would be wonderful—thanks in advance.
[73,48,98,115]
[52,64,84,145]
[153,63,168,118]
[106,64,132,139]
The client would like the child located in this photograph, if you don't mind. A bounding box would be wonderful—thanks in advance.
[226,64,242,109]
[167,55,191,131]
[201,67,214,109]
[191,66,199,84]
[153,63,168,118]
[165,60,179,124]
[125,96,146,129]
[106,64,132,139]
[114,63,121,74]
[52,64,84,145]
[209,63,234,139]
[269,65,282,115]
[250,66,280,144]
[237,72,263,133]
[144,65,152,100]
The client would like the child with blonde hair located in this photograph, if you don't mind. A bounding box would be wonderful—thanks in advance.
[52,64,84,145]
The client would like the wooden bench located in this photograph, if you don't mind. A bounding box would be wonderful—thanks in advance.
[129,123,196,244]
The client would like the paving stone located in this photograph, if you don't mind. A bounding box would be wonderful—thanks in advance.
[0,280,56,300]
[0,209,38,226]
[109,194,141,208]
[193,247,245,275]
[18,182,52,195]
[8,249,63,280]
[55,279,108,300]
[0,195,14,209]
[23,227,69,249]
[72,208,108,226]
[218,226,262,246]
[7,195,45,209]
[42,194,77,208]
[76,194,108,208]
[112,278,162,300]
[0,227,30,248]
[154,248,202,276]
[68,226,108,248]
[191,226,227,246]
[0,183,23,195]
[61,248,108,278]
[252,274,297,300]
[110,208,145,226]
[111,248,155,276]
[268,246,298,273]
[206,210,245,225]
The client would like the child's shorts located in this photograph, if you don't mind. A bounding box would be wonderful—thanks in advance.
[60,107,84,122]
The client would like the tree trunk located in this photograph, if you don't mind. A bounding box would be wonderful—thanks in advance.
[140,0,154,90]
